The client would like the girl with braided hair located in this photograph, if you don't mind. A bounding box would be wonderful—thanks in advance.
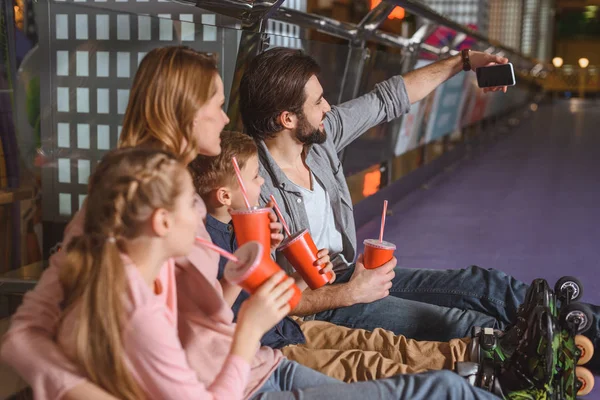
[56,147,295,400]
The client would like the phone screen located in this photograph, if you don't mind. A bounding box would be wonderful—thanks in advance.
[476,63,516,88]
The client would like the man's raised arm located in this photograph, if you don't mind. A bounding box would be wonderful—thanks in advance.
[404,51,508,105]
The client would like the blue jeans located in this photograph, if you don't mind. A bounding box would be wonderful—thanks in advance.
[314,267,500,342]
[317,265,600,371]
[251,358,498,399]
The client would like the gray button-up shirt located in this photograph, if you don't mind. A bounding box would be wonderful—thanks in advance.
[258,75,411,275]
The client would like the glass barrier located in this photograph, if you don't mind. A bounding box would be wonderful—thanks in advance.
[341,47,407,176]
[1,2,250,306]
[35,1,241,223]
[1,0,537,290]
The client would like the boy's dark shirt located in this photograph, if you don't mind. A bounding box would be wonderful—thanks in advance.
[205,213,306,349]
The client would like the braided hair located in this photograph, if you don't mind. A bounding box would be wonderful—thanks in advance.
[60,147,186,400]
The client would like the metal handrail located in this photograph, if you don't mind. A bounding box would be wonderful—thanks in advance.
[270,7,359,41]
[389,0,522,57]
[390,0,542,71]
[194,0,540,69]
[270,7,442,56]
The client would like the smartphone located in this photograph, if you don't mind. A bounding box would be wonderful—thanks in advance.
[476,63,516,88]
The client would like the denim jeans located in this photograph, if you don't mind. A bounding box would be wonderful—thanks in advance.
[313,267,500,342]
[251,358,498,400]
[317,265,600,371]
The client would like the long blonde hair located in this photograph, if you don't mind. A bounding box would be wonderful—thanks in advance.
[119,46,219,163]
[60,147,187,400]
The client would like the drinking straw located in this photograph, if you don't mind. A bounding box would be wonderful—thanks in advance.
[269,195,292,237]
[195,236,240,263]
[231,156,251,209]
[379,200,388,243]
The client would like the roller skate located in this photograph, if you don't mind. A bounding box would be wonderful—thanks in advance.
[457,276,595,399]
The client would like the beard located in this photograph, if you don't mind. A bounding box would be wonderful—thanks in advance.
[295,112,326,145]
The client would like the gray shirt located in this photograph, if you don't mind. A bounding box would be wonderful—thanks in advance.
[259,75,411,275]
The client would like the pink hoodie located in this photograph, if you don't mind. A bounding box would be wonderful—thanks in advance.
[0,199,282,399]
[57,258,251,399]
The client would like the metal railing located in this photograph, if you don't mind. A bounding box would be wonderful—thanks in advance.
[193,0,544,68]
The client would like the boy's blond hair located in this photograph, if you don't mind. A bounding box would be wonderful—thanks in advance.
[189,131,258,201]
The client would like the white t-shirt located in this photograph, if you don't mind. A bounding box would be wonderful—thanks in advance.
[291,173,347,271]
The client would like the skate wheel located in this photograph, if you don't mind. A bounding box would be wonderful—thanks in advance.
[555,276,583,301]
[561,303,593,334]
[575,335,594,365]
[576,366,595,396]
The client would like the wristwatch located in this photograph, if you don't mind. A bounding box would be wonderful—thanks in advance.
[461,49,472,72]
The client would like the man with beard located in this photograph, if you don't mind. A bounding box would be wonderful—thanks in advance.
[238,47,600,372]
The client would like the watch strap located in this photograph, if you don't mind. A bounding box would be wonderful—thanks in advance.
[461,49,472,72]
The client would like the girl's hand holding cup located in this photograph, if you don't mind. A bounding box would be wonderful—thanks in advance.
[236,271,295,339]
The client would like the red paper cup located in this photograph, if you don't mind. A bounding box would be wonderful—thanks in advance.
[363,239,396,269]
[230,207,271,251]
[224,241,302,310]
[279,229,333,290]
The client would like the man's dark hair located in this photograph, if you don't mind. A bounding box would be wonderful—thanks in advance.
[239,47,321,141]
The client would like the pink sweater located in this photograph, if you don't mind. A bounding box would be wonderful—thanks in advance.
[0,199,282,399]
[57,258,251,399]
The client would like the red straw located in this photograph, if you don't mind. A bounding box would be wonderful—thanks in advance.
[379,200,388,243]
[269,195,291,237]
[195,236,240,263]
[231,156,252,210]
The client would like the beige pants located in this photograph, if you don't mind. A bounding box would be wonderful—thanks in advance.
[282,319,470,382]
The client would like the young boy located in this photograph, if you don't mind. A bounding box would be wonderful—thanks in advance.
[189,130,335,349]
[189,131,476,382]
